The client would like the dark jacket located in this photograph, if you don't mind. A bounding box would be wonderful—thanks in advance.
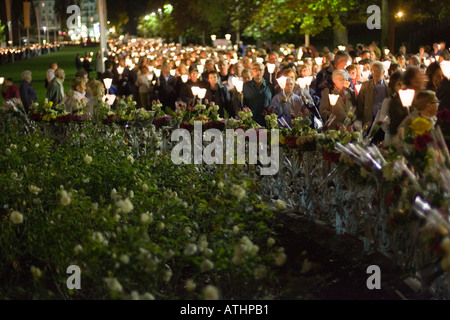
[388,93,408,136]
[205,83,231,117]
[156,74,177,110]
[19,80,37,110]
[315,64,354,98]
[437,78,450,111]
[243,79,272,126]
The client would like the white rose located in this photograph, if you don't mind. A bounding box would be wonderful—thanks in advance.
[254,265,268,279]
[74,244,83,254]
[200,259,214,272]
[29,185,42,195]
[163,269,173,282]
[60,190,71,206]
[141,293,155,300]
[120,254,130,264]
[10,172,18,179]
[157,222,165,230]
[30,266,42,279]
[267,237,276,247]
[83,155,92,164]
[127,155,135,164]
[10,211,23,224]
[275,199,287,211]
[116,198,134,214]
[230,185,246,200]
[183,243,198,256]
[202,285,219,300]
[104,277,123,293]
[185,279,196,292]
[142,184,149,192]
[92,232,104,244]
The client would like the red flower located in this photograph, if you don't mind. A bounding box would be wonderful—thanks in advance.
[322,125,329,131]
[285,136,297,146]
[263,109,268,115]
[291,114,296,119]
[322,151,340,163]
[304,109,310,116]
[386,191,392,207]
[437,109,450,123]
[414,132,433,152]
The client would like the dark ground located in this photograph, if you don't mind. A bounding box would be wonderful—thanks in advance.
[273,212,435,300]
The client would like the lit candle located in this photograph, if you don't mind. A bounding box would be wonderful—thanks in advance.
[440,61,450,80]
[329,94,339,106]
[398,89,415,115]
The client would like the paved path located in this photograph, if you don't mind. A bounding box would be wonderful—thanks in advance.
[273,212,435,300]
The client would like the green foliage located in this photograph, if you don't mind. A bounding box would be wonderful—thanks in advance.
[0,124,285,299]
[0,19,5,43]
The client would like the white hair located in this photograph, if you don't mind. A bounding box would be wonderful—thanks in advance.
[22,70,32,80]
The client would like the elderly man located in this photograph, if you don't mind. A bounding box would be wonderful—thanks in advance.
[356,61,389,129]
[269,76,306,126]
[19,70,37,111]
[46,68,66,104]
[319,69,357,129]
[315,50,353,97]
[243,62,272,126]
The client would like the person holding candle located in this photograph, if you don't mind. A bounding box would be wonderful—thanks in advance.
[388,66,428,138]
[155,62,177,110]
[177,66,206,105]
[319,69,357,129]
[269,76,306,126]
[396,90,439,141]
[135,65,151,109]
[315,51,353,98]
[204,70,232,117]
[376,70,404,146]
[356,61,389,133]
[116,59,137,100]
[85,79,105,121]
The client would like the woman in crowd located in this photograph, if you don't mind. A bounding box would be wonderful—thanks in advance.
[388,66,428,139]
[425,62,444,92]
[135,65,151,109]
[85,79,105,121]
[63,77,88,114]
[377,70,404,146]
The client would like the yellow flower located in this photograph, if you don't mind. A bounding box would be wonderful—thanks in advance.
[279,135,286,145]
[410,117,432,136]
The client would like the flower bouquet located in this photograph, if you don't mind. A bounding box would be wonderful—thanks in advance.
[151,101,171,127]
[115,96,137,124]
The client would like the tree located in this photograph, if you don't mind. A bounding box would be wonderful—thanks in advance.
[0,19,5,43]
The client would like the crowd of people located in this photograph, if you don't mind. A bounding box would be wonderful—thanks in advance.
[2,38,449,147]
[0,43,63,65]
